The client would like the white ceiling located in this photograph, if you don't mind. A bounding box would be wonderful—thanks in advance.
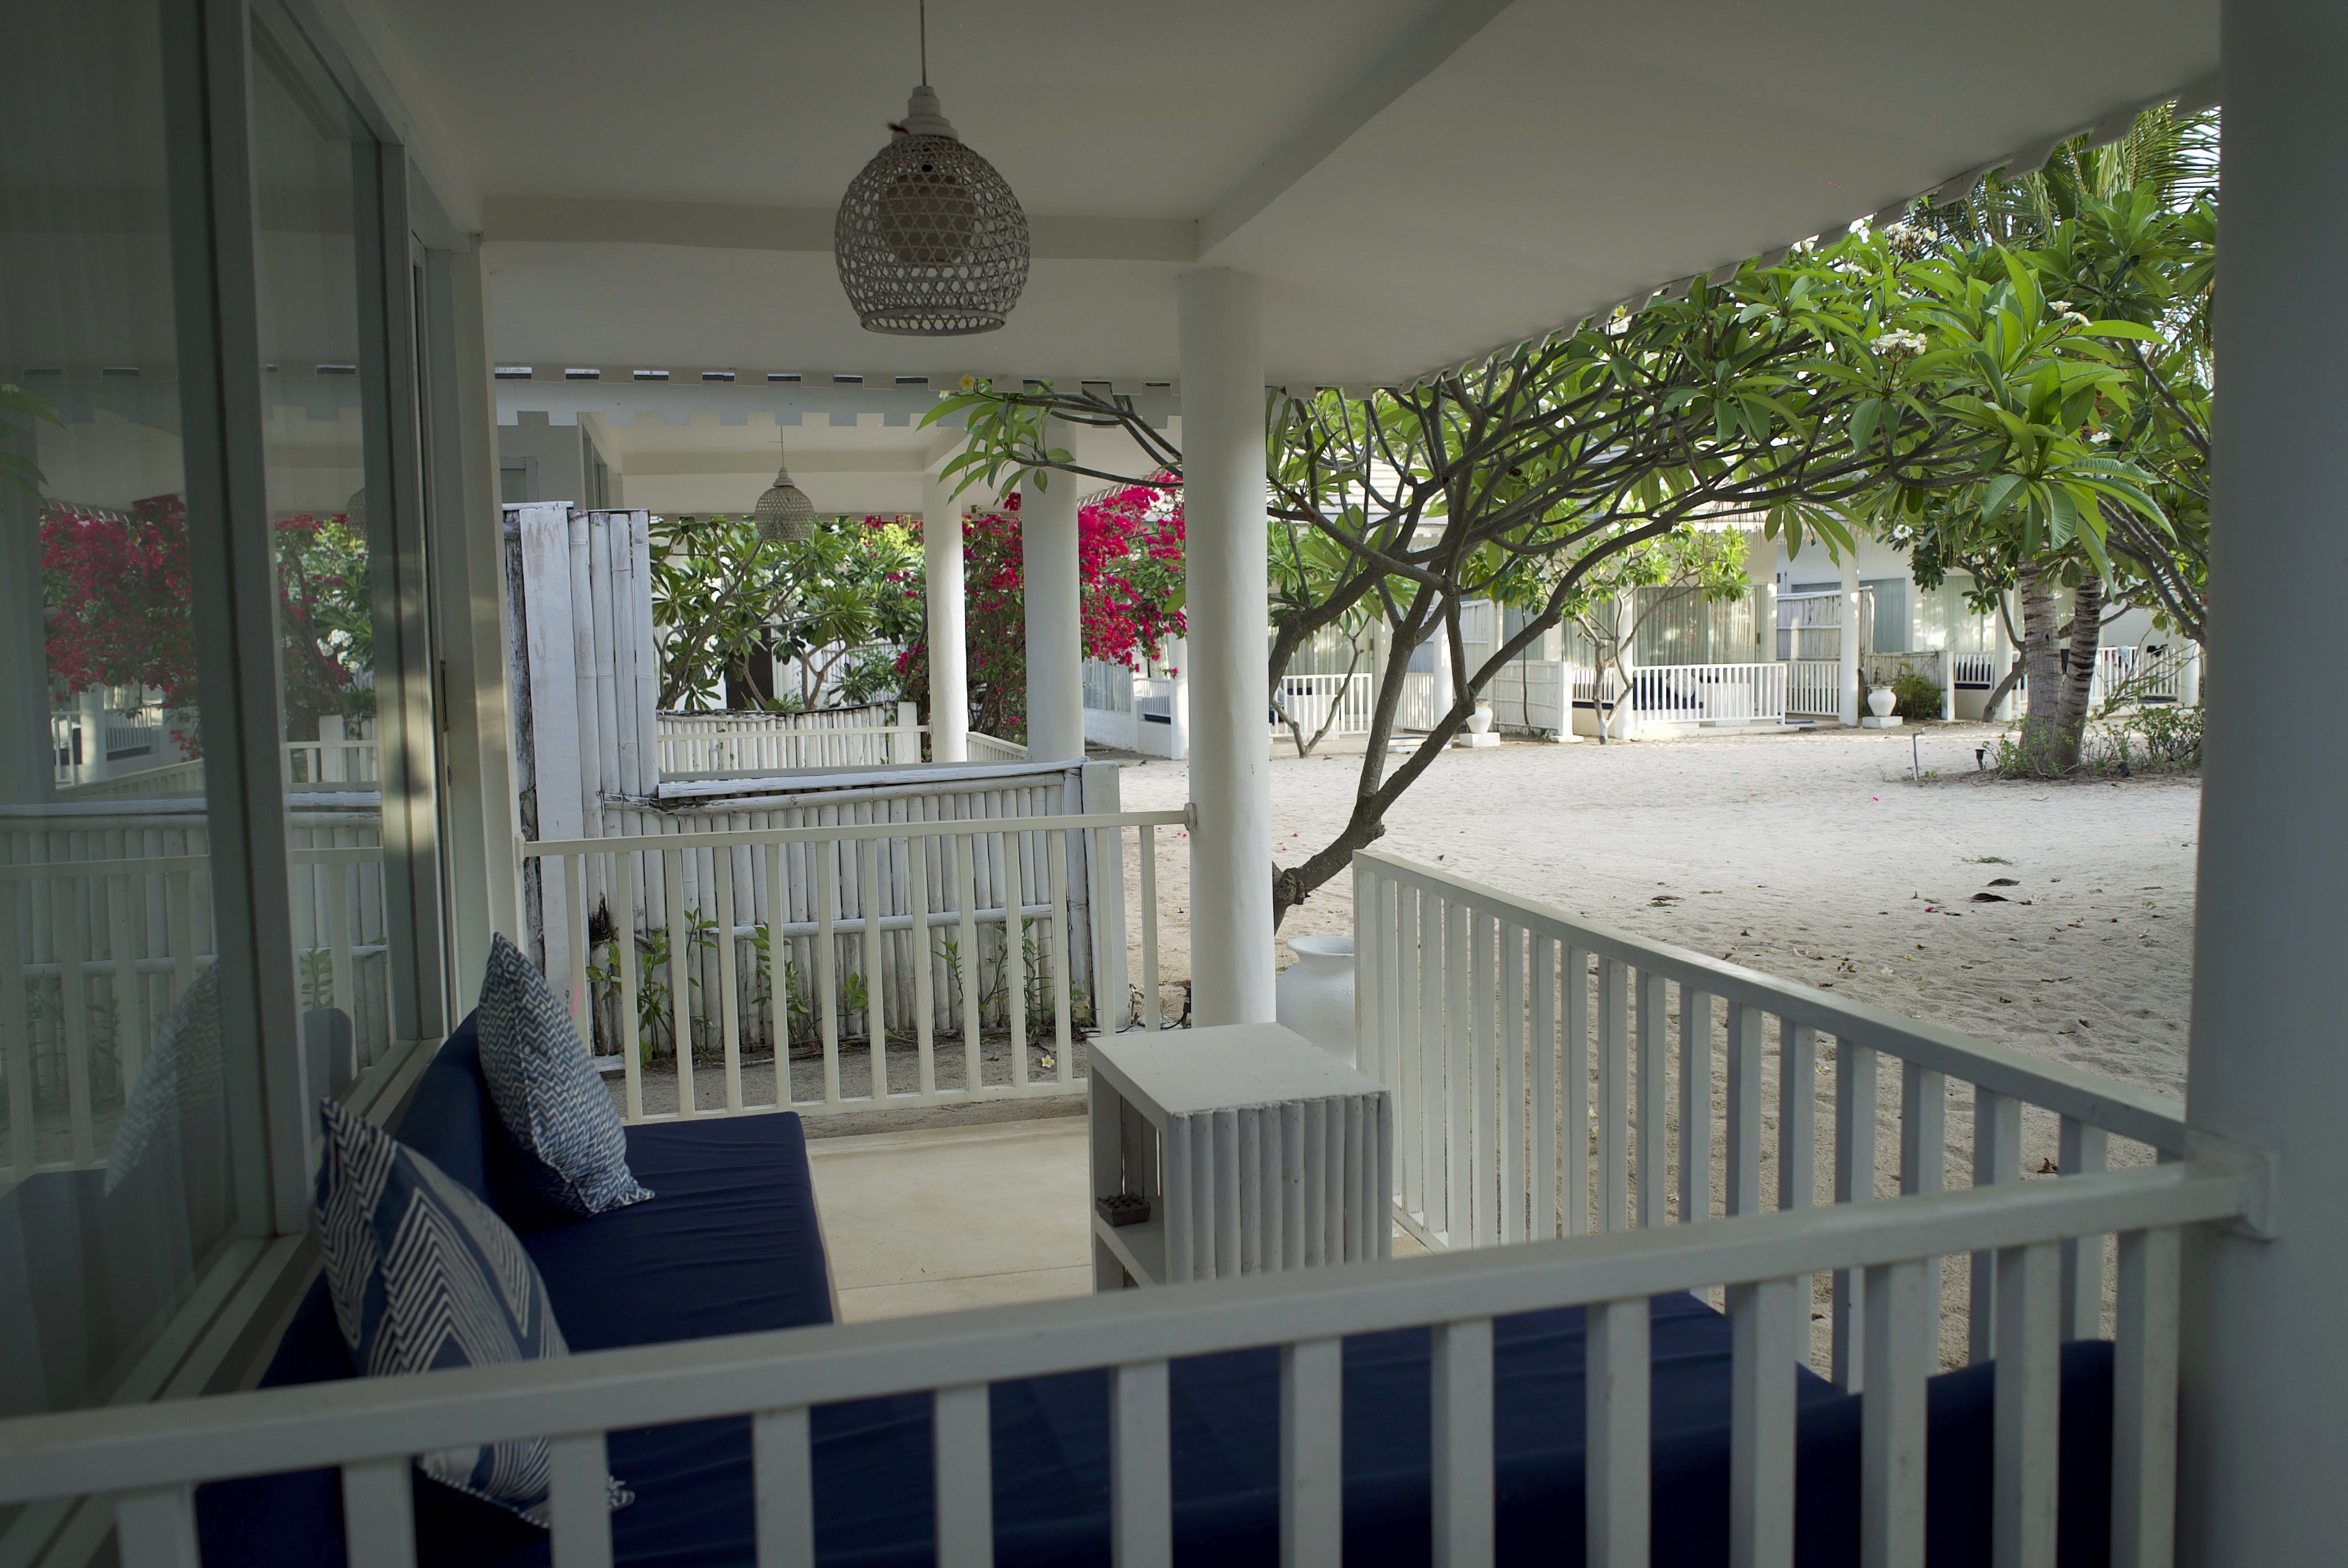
[343,0,2218,385]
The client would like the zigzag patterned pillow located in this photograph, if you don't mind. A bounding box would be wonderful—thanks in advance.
[476,933,652,1216]
[315,1097,631,1524]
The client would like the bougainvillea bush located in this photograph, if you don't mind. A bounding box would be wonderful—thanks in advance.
[42,493,375,753]
[899,481,1185,742]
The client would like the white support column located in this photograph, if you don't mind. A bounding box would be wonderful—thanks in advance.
[2179,5,2348,1560]
[1020,434,1084,763]
[921,464,969,763]
[1838,553,1861,728]
[1177,268,1274,1025]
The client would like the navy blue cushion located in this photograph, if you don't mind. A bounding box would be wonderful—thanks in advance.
[313,1097,617,1526]
[476,935,651,1217]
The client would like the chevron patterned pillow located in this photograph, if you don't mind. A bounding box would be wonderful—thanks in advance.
[314,1097,631,1524]
[476,933,652,1216]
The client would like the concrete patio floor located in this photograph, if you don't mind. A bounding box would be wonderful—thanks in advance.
[806,1112,1427,1323]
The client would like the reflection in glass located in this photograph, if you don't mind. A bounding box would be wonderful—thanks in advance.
[0,0,245,1419]
[249,41,400,1079]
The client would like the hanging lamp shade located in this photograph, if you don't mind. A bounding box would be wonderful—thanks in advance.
[752,457,817,543]
[835,84,1028,335]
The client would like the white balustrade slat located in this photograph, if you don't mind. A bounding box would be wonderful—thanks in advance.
[1861,1257,1932,1568]
[956,834,984,1089]
[765,844,790,1106]
[1431,1318,1495,1568]
[1138,824,1161,1033]
[546,1432,616,1568]
[1564,947,1591,1237]
[1725,1003,1764,1218]
[0,883,29,1178]
[1418,896,1443,1235]
[1501,922,1527,1244]
[1112,1361,1172,1568]
[912,824,938,1097]
[1730,1275,1801,1568]
[326,857,357,1024]
[663,852,695,1117]
[933,1383,994,1568]
[620,852,645,1120]
[752,1406,816,1568]
[816,844,841,1105]
[1970,1090,2022,1363]
[1586,1296,1651,1568]
[106,875,147,1091]
[1004,827,1028,1085]
[1833,1041,1880,1391]
[1161,1104,1193,1283]
[714,849,744,1110]
[1445,900,1470,1243]
[1992,1240,2062,1568]
[1047,830,1073,1070]
[1530,933,1559,1240]
[1778,1026,1818,1214]
[1599,959,1630,1233]
[115,1485,200,1568]
[1396,885,1423,1222]
[54,876,93,1165]
[2058,1118,2110,1340]
[1899,1064,1947,1349]
[341,1456,416,1568]
[2111,1226,2180,1568]
[1679,987,1713,1225]
[1469,909,1495,1245]
[1280,1337,1344,1568]
[860,836,887,1100]
[1634,969,1668,1229]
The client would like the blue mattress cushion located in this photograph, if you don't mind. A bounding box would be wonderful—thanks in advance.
[312,1097,628,1526]
[475,934,652,1217]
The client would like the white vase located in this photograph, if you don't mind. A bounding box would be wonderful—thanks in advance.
[1275,935,1357,1067]
[1867,685,1896,718]
[1465,704,1493,735]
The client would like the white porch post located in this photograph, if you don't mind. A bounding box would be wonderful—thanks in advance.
[1019,430,1083,762]
[2179,4,2348,1558]
[1838,553,1861,727]
[921,465,969,762]
[1177,268,1274,1025]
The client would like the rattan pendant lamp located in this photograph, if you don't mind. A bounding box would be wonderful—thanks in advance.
[834,2,1029,335]
[751,429,817,543]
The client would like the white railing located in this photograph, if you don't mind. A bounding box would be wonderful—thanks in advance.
[2092,644,2198,709]
[1270,671,1372,739]
[1488,658,1570,733]
[0,806,390,1183]
[521,805,1187,1122]
[283,739,381,785]
[655,704,923,775]
[1396,670,1442,732]
[1351,847,2186,1351]
[0,1143,2240,1567]
[1952,651,1999,689]
[966,731,1029,765]
[1786,659,1841,718]
[1626,662,1786,724]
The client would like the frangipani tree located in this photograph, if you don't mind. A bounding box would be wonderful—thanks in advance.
[932,237,2026,922]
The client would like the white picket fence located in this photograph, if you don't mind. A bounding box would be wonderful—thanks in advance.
[1626,662,1787,724]
[1787,659,1841,718]
[1270,671,1372,740]
[522,798,1185,1122]
[2093,644,2198,708]
[1487,658,1570,733]
[655,704,924,775]
[0,803,390,1183]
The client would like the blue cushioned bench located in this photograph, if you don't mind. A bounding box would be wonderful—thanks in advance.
[196,1019,2118,1567]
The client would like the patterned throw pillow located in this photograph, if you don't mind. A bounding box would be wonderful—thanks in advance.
[314,1097,631,1524]
[476,934,651,1216]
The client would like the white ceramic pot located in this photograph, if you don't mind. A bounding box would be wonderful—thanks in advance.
[1867,685,1897,718]
[1275,935,1357,1067]
[1465,703,1494,735]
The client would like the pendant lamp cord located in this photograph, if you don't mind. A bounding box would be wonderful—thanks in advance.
[919,0,928,85]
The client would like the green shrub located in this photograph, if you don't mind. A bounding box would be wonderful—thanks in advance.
[1889,666,1941,720]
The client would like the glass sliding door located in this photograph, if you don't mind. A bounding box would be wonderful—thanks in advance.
[247,22,443,1083]
[0,0,258,1427]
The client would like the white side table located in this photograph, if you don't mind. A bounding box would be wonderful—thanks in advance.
[1087,1022,1391,1288]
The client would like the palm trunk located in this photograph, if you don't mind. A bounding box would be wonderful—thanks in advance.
[2014,561,2066,771]
[2050,574,2106,770]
